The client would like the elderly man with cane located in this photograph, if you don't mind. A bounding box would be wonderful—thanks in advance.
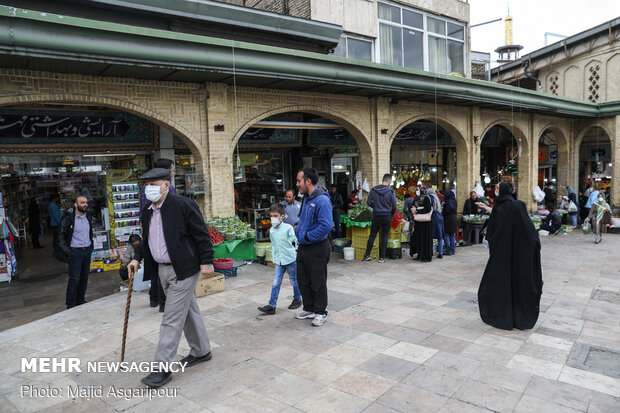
[127,168,214,388]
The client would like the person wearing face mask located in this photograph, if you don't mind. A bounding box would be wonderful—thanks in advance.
[140,158,177,312]
[280,189,301,227]
[128,168,214,389]
[585,192,612,244]
[477,182,543,331]
[257,203,302,315]
[58,195,95,309]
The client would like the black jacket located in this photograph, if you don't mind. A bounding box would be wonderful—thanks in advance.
[330,191,343,210]
[57,209,94,259]
[133,193,213,281]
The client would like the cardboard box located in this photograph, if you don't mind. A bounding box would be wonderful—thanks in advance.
[89,259,104,273]
[195,272,225,297]
[103,257,121,271]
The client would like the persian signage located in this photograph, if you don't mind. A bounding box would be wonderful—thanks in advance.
[0,109,153,145]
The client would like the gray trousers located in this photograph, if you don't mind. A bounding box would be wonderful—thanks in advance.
[154,264,211,363]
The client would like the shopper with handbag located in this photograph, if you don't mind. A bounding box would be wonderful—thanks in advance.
[584,193,612,244]
[412,185,433,262]
[565,186,579,228]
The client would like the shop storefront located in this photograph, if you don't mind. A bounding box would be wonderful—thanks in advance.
[233,112,359,236]
[0,106,171,281]
[480,125,519,196]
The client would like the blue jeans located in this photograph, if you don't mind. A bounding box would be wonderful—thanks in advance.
[436,238,443,256]
[443,233,456,255]
[269,261,302,307]
[570,213,578,227]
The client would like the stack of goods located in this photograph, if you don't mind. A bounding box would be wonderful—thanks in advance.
[207,227,224,245]
[347,205,373,222]
[351,226,377,260]
[208,216,255,242]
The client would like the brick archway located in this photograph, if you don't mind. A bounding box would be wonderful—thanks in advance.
[388,114,470,205]
[574,122,615,203]
[537,124,570,195]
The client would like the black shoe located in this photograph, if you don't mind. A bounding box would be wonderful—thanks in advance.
[150,301,159,308]
[437,254,443,259]
[288,299,302,310]
[77,300,88,305]
[362,256,372,262]
[258,305,276,315]
[159,304,165,313]
[180,352,212,367]
[141,371,171,388]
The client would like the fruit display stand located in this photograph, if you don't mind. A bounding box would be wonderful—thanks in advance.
[342,216,405,260]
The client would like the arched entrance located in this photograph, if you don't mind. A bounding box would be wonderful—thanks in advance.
[578,125,613,202]
[537,125,569,205]
[479,123,528,202]
[0,97,204,285]
[231,110,372,239]
[389,116,469,205]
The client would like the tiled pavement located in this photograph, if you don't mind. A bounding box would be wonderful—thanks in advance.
[0,231,619,412]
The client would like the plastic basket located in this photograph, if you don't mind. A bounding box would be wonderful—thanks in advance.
[354,246,378,260]
[352,226,372,237]
[214,267,238,278]
[346,226,352,240]
[352,234,376,249]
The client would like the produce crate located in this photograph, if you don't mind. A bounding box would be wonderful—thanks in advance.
[214,267,238,278]
[401,232,409,243]
[387,247,402,260]
[346,226,352,240]
[354,246,378,260]
[388,222,404,240]
[352,226,372,237]
[352,233,377,249]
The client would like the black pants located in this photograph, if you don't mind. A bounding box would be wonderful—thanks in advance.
[297,239,330,315]
[332,211,341,239]
[149,270,166,306]
[51,226,59,252]
[30,232,41,249]
[66,247,92,308]
[365,215,391,259]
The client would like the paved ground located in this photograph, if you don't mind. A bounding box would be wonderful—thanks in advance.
[0,231,619,413]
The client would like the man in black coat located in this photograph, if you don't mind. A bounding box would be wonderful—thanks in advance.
[58,195,95,309]
[128,168,214,388]
[329,185,344,238]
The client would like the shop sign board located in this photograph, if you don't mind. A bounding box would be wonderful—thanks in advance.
[585,145,611,161]
[309,129,356,145]
[239,128,298,143]
[0,109,153,145]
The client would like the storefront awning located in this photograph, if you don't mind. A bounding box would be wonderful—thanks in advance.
[1,6,619,118]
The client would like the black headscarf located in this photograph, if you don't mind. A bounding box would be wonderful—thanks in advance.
[414,185,428,207]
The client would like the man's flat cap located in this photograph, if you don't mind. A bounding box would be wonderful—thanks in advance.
[139,168,170,181]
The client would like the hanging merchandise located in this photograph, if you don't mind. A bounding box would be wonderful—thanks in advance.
[362,178,370,193]
[473,183,485,198]
[0,207,17,282]
[533,186,545,203]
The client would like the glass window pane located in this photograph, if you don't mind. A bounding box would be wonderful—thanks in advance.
[379,23,402,66]
[447,22,464,40]
[403,29,423,70]
[332,37,346,57]
[378,2,400,23]
[427,17,446,35]
[448,40,464,74]
[403,10,423,29]
[428,36,447,73]
[347,38,372,61]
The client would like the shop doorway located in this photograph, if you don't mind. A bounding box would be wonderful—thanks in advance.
[579,126,612,200]
[538,131,558,189]
[390,120,457,200]
[233,111,362,238]
[0,103,202,327]
[480,125,520,198]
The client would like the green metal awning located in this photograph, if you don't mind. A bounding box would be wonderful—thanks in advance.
[0,5,618,118]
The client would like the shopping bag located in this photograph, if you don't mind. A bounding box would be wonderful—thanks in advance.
[568,201,578,213]
[582,222,591,234]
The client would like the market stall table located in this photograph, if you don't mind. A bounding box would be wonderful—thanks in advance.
[213,238,256,261]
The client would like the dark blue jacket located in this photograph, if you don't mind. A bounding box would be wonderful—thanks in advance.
[295,187,333,245]
[367,185,397,216]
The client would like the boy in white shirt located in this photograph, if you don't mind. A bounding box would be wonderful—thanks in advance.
[257,204,302,314]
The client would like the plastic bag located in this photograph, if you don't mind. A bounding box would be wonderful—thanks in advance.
[582,222,591,234]
[403,221,410,233]
[362,178,370,192]
[473,183,484,198]
[533,186,545,203]
[568,201,578,213]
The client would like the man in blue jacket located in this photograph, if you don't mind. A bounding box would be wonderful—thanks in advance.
[364,174,398,263]
[294,167,333,327]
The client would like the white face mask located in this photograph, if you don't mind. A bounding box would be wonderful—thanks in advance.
[416,190,420,196]
[270,217,281,227]
[145,183,166,202]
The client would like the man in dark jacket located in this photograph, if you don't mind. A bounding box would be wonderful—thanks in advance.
[329,185,344,239]
[294,167,333,327]
[58,195,94,309]
[363,174,397,263]
[544,183,556,206]
[463,191,486,215]
[128,168,214,389]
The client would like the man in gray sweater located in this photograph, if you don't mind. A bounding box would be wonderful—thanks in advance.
[363,174,398,263]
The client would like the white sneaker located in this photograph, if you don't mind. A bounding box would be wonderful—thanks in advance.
[295,310,316,320]
[312,314,327,327]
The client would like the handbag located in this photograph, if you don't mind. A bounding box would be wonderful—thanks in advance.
[568,201,578,213]
[413,207,433,222]
[582,222,591,234]
[601,210,612,225]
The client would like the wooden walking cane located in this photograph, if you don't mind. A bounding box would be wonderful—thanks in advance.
[120,269,135,362]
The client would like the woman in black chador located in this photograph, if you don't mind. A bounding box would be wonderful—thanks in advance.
[412,185,433,262]
[477,182,543,330]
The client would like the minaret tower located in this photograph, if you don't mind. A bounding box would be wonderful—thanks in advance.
[495,5,523,63]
